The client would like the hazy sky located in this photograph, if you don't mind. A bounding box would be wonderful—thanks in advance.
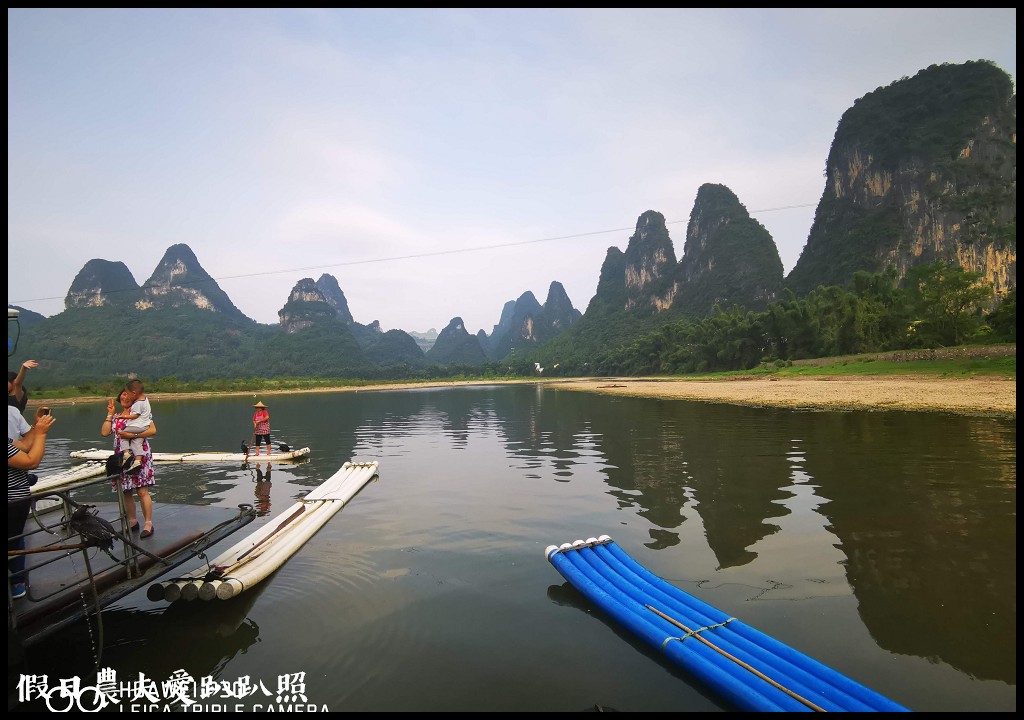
[8,8,1017,334]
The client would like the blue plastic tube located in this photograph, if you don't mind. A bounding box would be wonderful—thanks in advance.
[547,539,910,712]
[601,540,908,712]
[549,545,792,711]
[573,545,861,712]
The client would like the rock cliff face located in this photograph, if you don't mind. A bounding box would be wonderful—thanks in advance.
[787,60,1016,297]
[65,259,140,309]
[481,283,583,360]
[673,184,784,316]
[314,273,354,324]
[586,247,627,315]
[136,244,248,319]
[587,195,783,320]
[623,211,677,312]
[543,281,583,331]
[278,277,337,334]
[486,291,543,359]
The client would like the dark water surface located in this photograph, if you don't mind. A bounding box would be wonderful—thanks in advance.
[12,385,1016,711]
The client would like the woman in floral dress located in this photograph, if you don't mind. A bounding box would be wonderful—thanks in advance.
[101,389,157,537]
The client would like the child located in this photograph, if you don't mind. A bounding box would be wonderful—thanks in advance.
[120,379,153,473]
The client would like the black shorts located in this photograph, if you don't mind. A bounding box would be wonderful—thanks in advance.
[254,434,271,445]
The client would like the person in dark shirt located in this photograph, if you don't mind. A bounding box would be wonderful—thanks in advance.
[8,408,55,600]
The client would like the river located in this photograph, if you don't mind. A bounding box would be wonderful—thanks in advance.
[10,384,1016,711]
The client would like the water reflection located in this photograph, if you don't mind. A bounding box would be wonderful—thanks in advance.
[249,462,274,517]
[491,390,793,567]
[490,387,1016,684]
[800,412,1017,683]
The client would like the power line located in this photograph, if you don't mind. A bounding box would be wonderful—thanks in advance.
[10,203,817,306]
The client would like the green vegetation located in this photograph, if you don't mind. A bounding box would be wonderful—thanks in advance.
[9,262,1014,391]
[674,184,784,318]
[785,60,1016,296]
[31,351,1013,401]
[837,60,1013,169]
[705,353,1014,379]
[528,262,1014,377]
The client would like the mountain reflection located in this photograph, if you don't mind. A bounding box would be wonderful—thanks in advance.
[493,386,1015,682]
[800,412,1016,683]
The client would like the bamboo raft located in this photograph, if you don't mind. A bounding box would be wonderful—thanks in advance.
[148,461,379,602]
[70,447,312,463]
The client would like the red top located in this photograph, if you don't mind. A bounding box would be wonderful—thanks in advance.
[253,409,270,434]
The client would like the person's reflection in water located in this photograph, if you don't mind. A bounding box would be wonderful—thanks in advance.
[254,462,272,517]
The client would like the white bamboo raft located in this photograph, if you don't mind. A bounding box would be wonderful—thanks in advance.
[32,461,109,496]
[147,460,379,602]
[70,447,312,463]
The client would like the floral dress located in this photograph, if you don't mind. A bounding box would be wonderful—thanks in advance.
[112,415,156,492]
[253,410,270,437]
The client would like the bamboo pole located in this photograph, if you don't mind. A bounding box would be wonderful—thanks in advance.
[646,604,826,712]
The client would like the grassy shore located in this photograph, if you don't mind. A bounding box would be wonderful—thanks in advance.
[26,346,1015,417]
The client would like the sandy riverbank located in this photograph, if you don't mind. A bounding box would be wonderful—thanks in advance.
[547,375,1016,417]
[30,374,1015,417]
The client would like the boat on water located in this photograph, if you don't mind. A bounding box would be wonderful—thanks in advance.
[545,536,909,712]
[149,461,380,602]
[10,474,256,650]
[36,447,311,500]
[70,446,312,463]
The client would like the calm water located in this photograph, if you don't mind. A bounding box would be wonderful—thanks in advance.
[11,385,1017,711]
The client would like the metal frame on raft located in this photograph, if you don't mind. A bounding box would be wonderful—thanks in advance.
[10,474,256,648]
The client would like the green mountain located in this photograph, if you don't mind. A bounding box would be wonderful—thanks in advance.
[140,244,250,320]
[365,329,427,370]
[65,259,141,309]
[674,184,784,317]
[786,60,1016,296]
[10,60,1014,385]
[425,317,487,366]
[481,282,582,360]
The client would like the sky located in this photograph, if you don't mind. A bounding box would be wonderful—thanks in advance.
[8,9,1017,335]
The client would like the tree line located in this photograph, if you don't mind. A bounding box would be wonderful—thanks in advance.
[526,261,1015,377]
[13,260,1014,392]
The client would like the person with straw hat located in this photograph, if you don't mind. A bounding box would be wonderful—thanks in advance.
[250,401,272,458]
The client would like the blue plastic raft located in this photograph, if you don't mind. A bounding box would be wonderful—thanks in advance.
[545,536,910,712]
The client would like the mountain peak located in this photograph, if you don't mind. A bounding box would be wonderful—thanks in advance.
[623,210,677,312]
[278,278,336,333]
[138,244,249,320]
[674,183,783,316]
[315,274,355,324]
[426,317,487,365]
[65,259,140,309]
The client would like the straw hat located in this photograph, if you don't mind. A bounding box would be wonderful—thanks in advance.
[253,401,267,408]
